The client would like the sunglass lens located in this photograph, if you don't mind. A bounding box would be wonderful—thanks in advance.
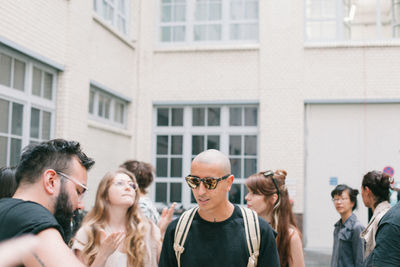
[204,178,217,189]
[187,177,200,189]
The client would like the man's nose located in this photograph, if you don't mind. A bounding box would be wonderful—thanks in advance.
[77,198,85,210]
[197,182,208,194]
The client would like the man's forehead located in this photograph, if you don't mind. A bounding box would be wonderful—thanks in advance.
[190,161,225,177]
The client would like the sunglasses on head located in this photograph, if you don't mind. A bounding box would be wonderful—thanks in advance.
[185,174,231,190]
[263,170,280,201]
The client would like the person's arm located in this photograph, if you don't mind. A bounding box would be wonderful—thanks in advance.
[352,224,365,267]
[256,221,280,267]
[158,202,176,237]
[288,230,305,267]
[22,228,85,267]
[372,223,400,267]
[0,235,39,267]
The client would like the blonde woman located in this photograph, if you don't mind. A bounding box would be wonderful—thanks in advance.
[71,169,161,267]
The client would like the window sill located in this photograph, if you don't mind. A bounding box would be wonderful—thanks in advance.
[154,43,260,53]
[92,14,136,50]
[304,39,400,49]
[88,119,131,138]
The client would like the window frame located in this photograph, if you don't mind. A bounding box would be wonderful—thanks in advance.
[0,45,57,166]
[157,0,259,45]
[88,83,130,128]
[152,104,259,209]
[93,0,130,36]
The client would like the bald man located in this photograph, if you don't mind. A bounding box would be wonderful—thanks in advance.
[159,149,280,267]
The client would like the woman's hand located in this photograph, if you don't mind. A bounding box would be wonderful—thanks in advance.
[158,202,177,237]
[98,230,125,258]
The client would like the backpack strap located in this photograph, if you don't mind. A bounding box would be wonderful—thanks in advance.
[173,207,199,267]
[240,207,261,267]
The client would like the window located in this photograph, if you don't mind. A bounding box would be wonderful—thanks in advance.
[93,0,130,35]
[153,104,258,208]
[89,85,129,127]
[159,0,259,43]
[0,47,56,167]
[305,0,400,41]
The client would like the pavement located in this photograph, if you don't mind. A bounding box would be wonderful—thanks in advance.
[304,249,331,267]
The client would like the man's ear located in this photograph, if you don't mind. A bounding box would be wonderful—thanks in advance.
[226,175,234,191]
[42,169,59,195]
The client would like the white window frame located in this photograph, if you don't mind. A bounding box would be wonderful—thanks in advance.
[93,0,130,36]
[157,0,259,45]
[89,82,130,129]
[0,45,57,166]
[305,0,400,41]
[152,104,259,209]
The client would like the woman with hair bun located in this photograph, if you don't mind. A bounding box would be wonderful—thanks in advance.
[360,171,392,266]
[245,170,304,267]
[330,184,364,267]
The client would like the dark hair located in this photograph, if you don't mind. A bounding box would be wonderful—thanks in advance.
[120,160,154,194]
[362,170,391,207]
[15,139,95,185]
[0,166,17,198]
[246,169,301,267]
[331,184,359,210]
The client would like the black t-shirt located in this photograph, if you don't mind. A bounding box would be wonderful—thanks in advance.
[159,205,280,267]
[371,202,400,267]
[0,198,64,242]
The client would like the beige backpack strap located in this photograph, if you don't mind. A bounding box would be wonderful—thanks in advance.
[240,207,260,267]
[173,207,198,267]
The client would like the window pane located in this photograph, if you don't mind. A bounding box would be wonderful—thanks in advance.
[209,1,221,20]
[230,158,241,178]
[244,107,257,126]
[229,135,241,155]
[208,24,222,40]
[174,4,186,21]
[156,158,168,177]
[192,108,205,126]
[195,2,207,21]
[173,26,185,41]
[104,97,111,119]
[13,59,25,91]
[30,108,40,138]
[207,107,220,126]
[230,107,242,126]
[32,67,42,97]
[162,6,172,22]
[155,182,167,202]
[244,185,248,204]
[170,158,182,177]
[230,0,243,20]
[229,184,241,204]
[0,136,7,166]
[10,138,21,166]
[171,135,183,154]
[171,108,183,126]
[207,135,220,150]
[244,135,257,155]
[157,108,169,126]
[244,158,257,177]
[114,102,125,123]
[0,99,9,133]
[192,135,204,155]
[11,103,23,136]
[194,25,207,41]
[43,72,53,100]
[170,182,182,202]
[0,53,11,87]
[161,26,172,42]
[157,135,168,154]
[42,111,51,140]
[89,90,95,114]
[245,0,258,19]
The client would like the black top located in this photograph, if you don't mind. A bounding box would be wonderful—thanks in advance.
[0,198,64,242]
[372,202,400,266]
[159,205,280,267]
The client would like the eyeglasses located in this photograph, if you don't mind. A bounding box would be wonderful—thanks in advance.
[113,180,138,190]
[56,171,88,200]
[185,174,231,190]
[263,170,280,201]
[332,197,349,203]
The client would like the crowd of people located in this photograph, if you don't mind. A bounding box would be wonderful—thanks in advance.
[0,138,400,267]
